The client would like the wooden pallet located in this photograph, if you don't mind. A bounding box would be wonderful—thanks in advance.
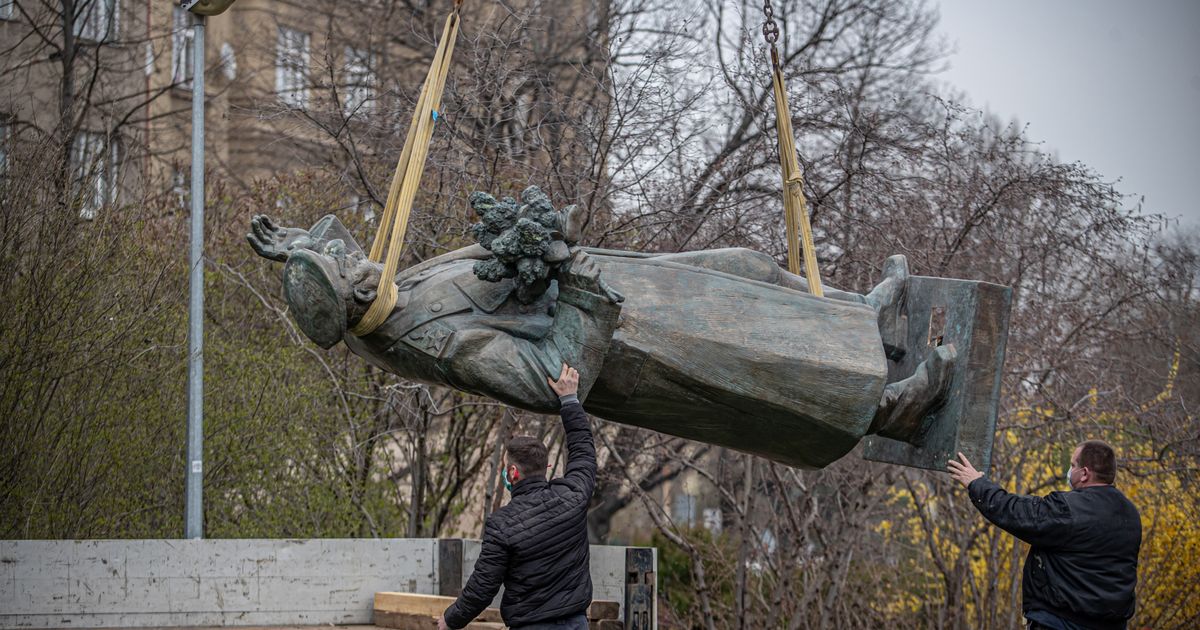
[373,592,623,630]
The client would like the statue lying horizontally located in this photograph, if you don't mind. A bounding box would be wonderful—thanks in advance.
[248,186,990,470]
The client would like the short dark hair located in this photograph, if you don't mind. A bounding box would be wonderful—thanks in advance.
[506,436,548,477]
[1077,440,1117,484]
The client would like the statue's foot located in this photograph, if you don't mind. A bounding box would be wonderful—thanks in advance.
[868,344,956,443]
[866,255,909,361]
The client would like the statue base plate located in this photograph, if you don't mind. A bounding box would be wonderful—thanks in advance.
[863,275,1012,475]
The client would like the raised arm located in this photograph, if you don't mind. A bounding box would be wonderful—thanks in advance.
[966,478,1074,548]
[949,452,1074,548]
[548,365,597,499]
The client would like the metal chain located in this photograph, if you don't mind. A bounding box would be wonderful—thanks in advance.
[762,0,780,45]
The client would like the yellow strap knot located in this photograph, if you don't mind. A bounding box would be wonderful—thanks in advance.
[770,59,823,297]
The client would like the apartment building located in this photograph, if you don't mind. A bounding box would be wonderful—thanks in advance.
[0,0,609,220]
[0,0,443,216]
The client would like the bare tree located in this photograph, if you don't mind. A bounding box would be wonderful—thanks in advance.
[0,1,210,211]
[2,1,1195,627]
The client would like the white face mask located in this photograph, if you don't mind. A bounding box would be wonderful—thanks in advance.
[1066,465,1075,490]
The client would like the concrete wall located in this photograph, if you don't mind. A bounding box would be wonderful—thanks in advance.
[0,539,654,629]
[0,539,435,628]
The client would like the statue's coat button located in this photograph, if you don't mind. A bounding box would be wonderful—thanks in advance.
[429,301,443,313]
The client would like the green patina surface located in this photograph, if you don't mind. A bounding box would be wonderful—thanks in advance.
[247,187,1011,471]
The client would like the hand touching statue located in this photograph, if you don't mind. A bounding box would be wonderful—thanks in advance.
[946,452,984,487]
[547,363,580,397]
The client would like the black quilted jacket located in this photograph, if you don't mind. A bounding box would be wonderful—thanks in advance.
[444,400,596,629]
[968,478,1141,629]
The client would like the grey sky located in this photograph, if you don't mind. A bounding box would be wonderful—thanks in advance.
[935,0,1200,228]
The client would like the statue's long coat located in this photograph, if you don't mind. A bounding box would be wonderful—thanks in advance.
[343,247,887,469]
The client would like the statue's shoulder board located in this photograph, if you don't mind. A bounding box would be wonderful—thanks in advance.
[452,275,515,314]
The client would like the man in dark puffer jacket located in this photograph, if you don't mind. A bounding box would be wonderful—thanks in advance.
[948,440,1141,630]
[439,363,595,630]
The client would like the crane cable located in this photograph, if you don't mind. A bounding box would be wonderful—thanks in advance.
[762,0,823,296]
[351,0,463,336]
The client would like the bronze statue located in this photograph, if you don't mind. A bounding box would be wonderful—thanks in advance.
[248,187,1010,470]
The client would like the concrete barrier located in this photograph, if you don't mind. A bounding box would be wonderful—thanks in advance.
[0,539,655,629]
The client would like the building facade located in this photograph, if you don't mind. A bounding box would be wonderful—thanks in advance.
[1,0,609,220]
[0,0,442,216]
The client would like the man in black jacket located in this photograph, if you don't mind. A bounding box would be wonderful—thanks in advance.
[438,363,595,630]
[947,441,1141,630]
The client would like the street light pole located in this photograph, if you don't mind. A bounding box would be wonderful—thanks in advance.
[184,11,206,540]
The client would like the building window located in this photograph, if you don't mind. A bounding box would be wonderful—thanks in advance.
[219,42,237,81]
[0,1,15,21]
[275,26,310,108]
[75,0,118,43]
[171,168,188,212]
[702,508,723,534]
[171,7,194,88]
[671,493,697,527]
[343,46,375,116]
[72,131,119,219]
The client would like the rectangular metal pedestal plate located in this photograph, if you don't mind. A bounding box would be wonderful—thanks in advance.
[863,275,1012,474]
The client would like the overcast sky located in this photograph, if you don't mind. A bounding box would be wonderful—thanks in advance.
[935,1,1200,228]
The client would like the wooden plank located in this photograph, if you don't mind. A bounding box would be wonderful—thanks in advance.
[374,592,503,623]
[375,592,454,617]
[375,592,621,628]
[374,610,431,630]
[587,600,620,620]
[375,609,506,630]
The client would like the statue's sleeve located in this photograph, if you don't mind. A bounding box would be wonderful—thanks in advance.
[443,285,621,413]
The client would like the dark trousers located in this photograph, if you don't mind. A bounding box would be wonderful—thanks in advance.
[509,613,589,630]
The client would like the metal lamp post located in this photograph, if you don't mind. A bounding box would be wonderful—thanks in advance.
[180,0,236,540]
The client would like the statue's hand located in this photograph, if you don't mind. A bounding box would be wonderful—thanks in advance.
[562,250,624,304]
[247,214,312,262]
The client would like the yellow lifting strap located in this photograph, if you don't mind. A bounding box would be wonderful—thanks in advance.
[351,3,463,336]
[763,3,823,297]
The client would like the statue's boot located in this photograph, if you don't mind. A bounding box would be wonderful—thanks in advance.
[866,255,909,361]
[868,344,957,443]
